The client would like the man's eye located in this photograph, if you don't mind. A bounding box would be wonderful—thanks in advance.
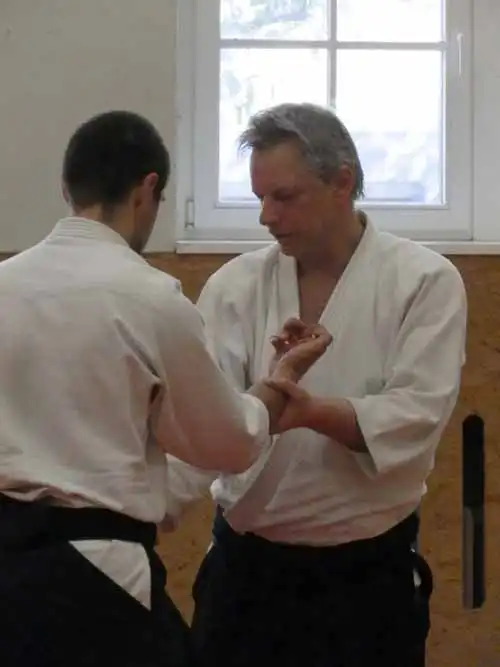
[275,192,294,202]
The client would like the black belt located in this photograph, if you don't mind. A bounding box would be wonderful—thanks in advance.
[214,505,418,567]
[0,493,157,553]
[0,495,196,666]
[213,506,433,597]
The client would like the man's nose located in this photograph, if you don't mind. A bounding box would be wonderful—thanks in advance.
[259,197,279,228]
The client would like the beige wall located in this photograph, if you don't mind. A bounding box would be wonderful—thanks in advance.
[0,0,176,251]
[1,1,500,251]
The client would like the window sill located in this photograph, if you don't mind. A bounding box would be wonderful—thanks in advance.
[175,240,500,256]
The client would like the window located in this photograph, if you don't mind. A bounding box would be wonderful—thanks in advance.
[178,0,472,246]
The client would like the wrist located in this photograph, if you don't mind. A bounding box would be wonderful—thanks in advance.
[270,363,300,384]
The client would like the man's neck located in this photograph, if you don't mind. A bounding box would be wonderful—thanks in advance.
[72,206,132,245]
[297,210,366,278]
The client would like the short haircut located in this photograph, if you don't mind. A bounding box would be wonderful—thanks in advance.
[239,102,364,200]
[62,110,170,209]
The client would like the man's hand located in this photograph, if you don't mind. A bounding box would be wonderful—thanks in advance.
[270,318,332,382]
[248,318,331,435]
[270,318,312,360]
[263,378,315,432]
[265,378,366,450]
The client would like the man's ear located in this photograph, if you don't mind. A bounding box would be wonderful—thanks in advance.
[143,172,159,194]
[62,182,71,205]
[131,173,160,209]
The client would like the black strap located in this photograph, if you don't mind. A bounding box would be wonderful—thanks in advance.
[213,505,419,571]
[413,549,434,598]
[0,493,157,552]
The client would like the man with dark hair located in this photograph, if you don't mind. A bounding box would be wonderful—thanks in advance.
[61,110,169,253]
[0,110,332,666]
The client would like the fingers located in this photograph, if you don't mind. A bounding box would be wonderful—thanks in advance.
[270,331,301,358]
[277,320,304,348]
[278,333,331,376]
[309,327,333,350]
[271,321,333,376]
[307,323,332,345]
[281,317,309,337]
[273,320,332,348]
[289,326,332,353]
[270,335,290,357]
[270,333,290,347]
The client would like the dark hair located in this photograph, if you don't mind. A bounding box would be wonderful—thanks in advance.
[62,110,170,210]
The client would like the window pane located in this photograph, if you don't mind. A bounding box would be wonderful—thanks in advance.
[337,0,444,43]
[219,48,328,201]
[220,0,329,41]
[336,50,444,205]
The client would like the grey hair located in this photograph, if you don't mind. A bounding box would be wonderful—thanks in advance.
[238,102,364,200]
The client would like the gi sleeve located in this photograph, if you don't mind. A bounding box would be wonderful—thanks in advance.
[152,288,269,474]
[348,262,467,476]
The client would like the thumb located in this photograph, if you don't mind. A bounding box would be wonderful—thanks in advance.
[264,378,303,399]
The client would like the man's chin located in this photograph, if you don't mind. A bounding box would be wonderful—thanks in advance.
[276,236,297,256]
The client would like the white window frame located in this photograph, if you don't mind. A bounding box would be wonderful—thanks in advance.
[175,0,473,253]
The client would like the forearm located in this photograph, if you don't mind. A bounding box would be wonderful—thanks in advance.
[248,383,288,435]
[306,387,458,476]
[305,396,367,452]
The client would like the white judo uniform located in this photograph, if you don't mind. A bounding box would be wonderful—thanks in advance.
[0,217,270,609]
[168,217,468,545]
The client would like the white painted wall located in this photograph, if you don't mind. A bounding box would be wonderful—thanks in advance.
[471,0,500,243]
[0,1,498,252]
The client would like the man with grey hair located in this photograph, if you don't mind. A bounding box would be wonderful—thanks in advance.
[168,102,467,666]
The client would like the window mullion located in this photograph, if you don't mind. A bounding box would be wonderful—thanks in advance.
[329,0,338,107]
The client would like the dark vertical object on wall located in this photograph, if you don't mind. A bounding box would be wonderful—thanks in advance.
[462,413,485,610]
[412,506,420,553]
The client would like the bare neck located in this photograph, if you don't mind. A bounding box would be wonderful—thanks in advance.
[72,205,132,244]
[297,211,366,279]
